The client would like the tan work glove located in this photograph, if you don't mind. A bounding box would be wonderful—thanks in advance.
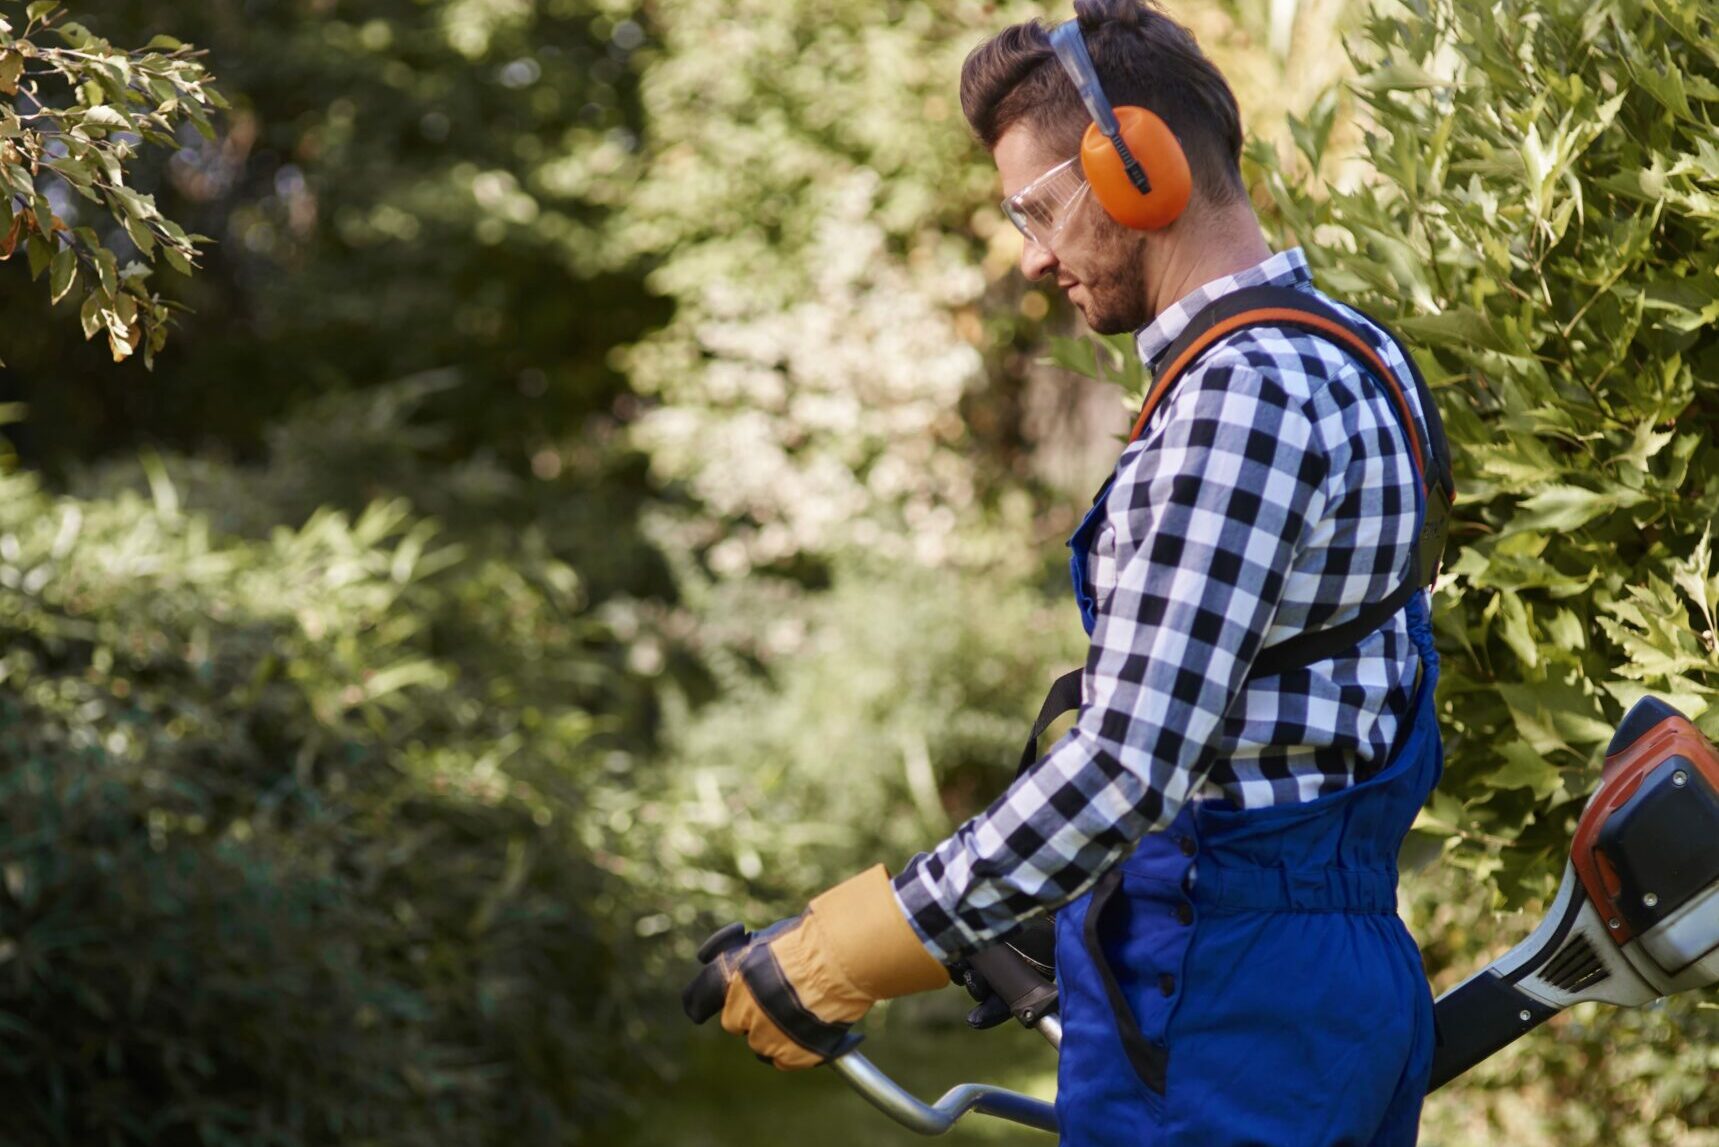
[681,865,948,1070]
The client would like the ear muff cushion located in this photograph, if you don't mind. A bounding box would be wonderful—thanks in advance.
[1079,106,1191,231]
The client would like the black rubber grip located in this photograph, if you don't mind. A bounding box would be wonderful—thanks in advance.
[1427,970,1558,1091]
[968,944,1059,1025]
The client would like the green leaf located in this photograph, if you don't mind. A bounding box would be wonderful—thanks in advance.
[1350,60,1455,93]
[1616,419,1677,469]
[1507,486,1621,533]
[1394,307,1518,356]
[1039,336,1098,381]
[145,34,184,51]
[54,20,93,48]
[78,289,103,339]
[48,244,76,303]
[25,232,52,280]
[93,247,118,295]
[1287,89,1339,173]
[1496,592,1540,670]
[121,212,155,257]
[1484,741,1564,801]
[24,2,58,20]
[0,51,22,96]
[83,105,130,130]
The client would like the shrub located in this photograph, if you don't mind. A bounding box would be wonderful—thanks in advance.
[0,455,645,1145]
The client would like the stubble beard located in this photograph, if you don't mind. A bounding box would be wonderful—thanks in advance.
[1080,276,1151,336]
[1077,228,1150,336]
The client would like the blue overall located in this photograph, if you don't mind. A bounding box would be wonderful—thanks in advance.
[1051,470,1442,1144]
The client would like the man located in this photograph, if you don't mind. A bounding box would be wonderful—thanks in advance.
[685,2,1449,1143]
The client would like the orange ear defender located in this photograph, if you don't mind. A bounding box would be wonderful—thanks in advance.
[1050,18,1191,231]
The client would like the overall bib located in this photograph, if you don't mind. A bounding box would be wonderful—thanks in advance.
[1045,290,1451,1146]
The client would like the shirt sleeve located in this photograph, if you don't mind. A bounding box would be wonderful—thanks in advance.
[891,362,1333,962]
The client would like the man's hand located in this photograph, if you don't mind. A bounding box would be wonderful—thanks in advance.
[681,865,948,1070]
[948,916,1057,1030]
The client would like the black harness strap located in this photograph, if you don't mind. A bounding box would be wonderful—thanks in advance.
[1018,289,1454,782]
[1244,571,1423,683]
[1017,668,1084,778]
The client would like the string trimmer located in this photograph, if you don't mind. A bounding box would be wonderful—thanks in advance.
[694,695,1719,1136]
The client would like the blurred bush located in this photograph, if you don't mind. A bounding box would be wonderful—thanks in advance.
[0,417,652,1144]
[609,0,1010,575]
[610,543,1085,944]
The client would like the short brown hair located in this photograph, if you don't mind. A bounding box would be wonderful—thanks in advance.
[960,0,1245,206]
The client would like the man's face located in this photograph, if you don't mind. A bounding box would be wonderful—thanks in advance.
[994,125,1148,336]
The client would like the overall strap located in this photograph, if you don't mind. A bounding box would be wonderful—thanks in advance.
[1155,285,1453,680]
[1016,287,1455,778]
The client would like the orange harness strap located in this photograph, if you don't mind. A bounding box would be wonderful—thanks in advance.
[1127,308,1430,491]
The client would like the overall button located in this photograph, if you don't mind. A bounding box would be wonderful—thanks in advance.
[1175,903,1194,926]
[1158,973,1176,997]
[1177,835,1196,857]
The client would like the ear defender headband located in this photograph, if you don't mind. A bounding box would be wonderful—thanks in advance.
[1049,18,1191,230]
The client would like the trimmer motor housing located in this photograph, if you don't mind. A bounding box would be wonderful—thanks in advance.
[1427,696,1719,1088]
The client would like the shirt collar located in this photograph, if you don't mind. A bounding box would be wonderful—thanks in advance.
[1132,247,1313,371]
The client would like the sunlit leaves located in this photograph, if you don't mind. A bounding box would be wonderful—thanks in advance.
[0,4,216,366]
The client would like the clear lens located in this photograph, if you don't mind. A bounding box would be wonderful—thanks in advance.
[1002,157,1088,249]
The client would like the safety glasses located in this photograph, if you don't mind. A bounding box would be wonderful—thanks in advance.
[1001,156,1091,250]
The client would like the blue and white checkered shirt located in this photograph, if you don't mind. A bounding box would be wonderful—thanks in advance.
[894,248,1432,961]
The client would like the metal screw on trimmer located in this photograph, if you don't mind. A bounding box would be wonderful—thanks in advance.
[1672,770,1688,787]
[1607,917,1622,929]
[1517,1009,1531,1023]
[1643,892,1659,908]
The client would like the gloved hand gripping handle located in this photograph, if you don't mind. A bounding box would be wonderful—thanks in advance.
[687,918,1061,1134]
[966,943,1060,1030]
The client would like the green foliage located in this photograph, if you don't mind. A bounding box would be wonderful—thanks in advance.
[1248,0,1719,908]
[0,437,648,1144]
[1248,0,1719,1135]
[0,1,216,365]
